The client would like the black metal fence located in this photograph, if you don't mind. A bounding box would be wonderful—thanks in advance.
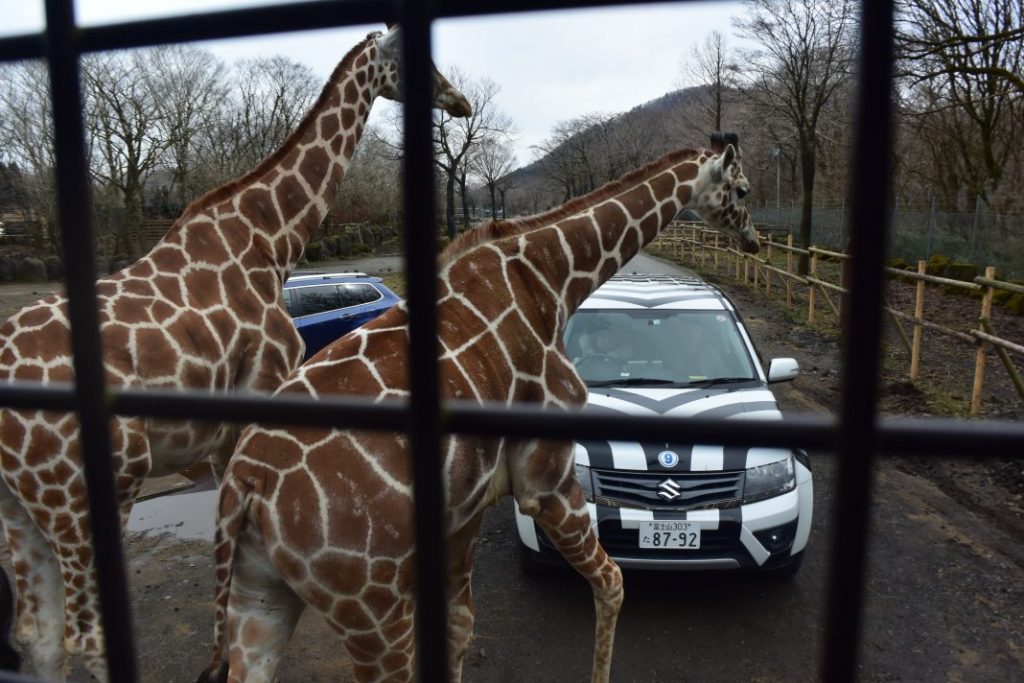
[1,1,1022,682]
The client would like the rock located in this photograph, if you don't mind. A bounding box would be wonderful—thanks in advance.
[0,256,15,282]
[44,255,64,280]
[15,257,47,282]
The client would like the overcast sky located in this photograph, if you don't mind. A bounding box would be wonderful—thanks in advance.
[3,0,747,165]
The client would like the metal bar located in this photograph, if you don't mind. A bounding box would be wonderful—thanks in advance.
[395,0,449,679]
[0,0,711,61]
[41,0,138,680]
[822,0,895,680]
[80,0,393,53]
[4,382,1024,458]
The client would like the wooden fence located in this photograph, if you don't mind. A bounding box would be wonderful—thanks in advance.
[650,222,1024,416]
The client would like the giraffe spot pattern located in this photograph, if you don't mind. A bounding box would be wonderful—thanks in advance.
[0,29,432,681]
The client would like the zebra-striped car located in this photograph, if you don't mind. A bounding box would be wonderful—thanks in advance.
[515,274,813,576]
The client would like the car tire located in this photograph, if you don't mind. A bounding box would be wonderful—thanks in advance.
[762,551,804,578]
[517,542,552,576]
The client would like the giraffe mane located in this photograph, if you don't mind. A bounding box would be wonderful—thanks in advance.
[440,146,702,264]
[171,33,379,227]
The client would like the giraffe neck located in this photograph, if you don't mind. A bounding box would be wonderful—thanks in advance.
[171,34,385,279]
[445,148,712,340]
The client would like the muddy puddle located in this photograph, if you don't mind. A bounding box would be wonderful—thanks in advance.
[127,468,218,541]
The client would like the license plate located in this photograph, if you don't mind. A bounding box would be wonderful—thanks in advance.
[638,520,701,549]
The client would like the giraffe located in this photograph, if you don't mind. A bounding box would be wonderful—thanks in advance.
[197,133,758,683]
[0,26,471,682]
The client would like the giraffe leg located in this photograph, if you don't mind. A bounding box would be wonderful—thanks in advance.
[0,485,67,680]
[447,513,484,681]
[224,523,304,683]
[209,425,239,485]
[513,440,624,683]
[54,416,153,683]
[0,565,20,671]
[338,606,416,683]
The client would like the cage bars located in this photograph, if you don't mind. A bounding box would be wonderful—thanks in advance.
[0,1,1021,683]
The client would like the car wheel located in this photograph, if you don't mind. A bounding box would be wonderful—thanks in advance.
[517,542,552,576]
[762,551,804,578]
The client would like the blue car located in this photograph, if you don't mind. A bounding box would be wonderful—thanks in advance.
[283,272,400,360]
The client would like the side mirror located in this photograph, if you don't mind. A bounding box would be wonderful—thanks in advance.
[767,358,800,383]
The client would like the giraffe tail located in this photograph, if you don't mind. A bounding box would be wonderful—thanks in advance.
[0,564,21,671]
[195,477,255,683]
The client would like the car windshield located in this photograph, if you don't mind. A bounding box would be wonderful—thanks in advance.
[564,309,758,387]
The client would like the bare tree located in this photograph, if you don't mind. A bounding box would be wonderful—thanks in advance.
[734,0,857,272]
[897,0,1024,210]
[677,30,741,135]
[471,135,518,219]
[330,127,402,226]
[145,45,229,211]
[533,113,616,201]
[230,56,320,171]
[83,51,178,258]
[898,0,1024,93]
[432,69,515,239]
[0,60,59,250]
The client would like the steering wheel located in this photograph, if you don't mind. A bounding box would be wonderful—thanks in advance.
[575,354,626,379]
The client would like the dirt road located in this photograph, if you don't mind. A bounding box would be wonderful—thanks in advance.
[3,253,1023,681]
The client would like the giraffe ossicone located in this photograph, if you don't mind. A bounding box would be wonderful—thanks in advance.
[0,26,470,682]
[199,134,758,683]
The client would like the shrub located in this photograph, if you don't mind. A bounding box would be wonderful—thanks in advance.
[304,241,324,261]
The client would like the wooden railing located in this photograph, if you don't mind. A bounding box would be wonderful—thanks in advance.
[650,222,1024,416]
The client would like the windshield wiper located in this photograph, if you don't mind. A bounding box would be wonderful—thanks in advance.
[685,376,757,388]
[587,378,680,388]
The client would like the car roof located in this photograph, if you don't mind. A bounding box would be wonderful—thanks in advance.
[284,271,380,286]
[579,274,734,311]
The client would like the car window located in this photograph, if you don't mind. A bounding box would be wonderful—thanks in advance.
[287,285,342,317]
[564,309,757,385]
[338,283,382,307]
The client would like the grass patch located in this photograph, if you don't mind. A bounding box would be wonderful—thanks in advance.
[382,273,406,298]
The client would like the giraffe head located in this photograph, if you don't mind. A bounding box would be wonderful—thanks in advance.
[374,25,473,118]
[695,132,760,254]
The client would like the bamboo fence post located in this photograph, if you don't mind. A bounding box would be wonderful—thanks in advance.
[970,266,996,415]
[910,260,926,380]
[808,250,818,324]
[714,233,720,271]
[981,320,1024,400]
[765,240,773,296]
[786,235,794,308]
[700,230,706,270]
[743,254,750,285]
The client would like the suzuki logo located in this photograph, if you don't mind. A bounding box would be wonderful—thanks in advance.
[658,478,682,501]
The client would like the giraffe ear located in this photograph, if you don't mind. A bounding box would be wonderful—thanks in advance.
[711,143,736,181]
[722,143,736,170]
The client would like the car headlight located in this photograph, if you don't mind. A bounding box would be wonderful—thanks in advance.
[575,463,595,502]
[743,454,795,503]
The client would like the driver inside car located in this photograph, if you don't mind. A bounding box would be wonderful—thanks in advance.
[579,326,634,362]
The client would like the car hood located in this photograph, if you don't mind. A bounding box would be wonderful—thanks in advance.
[576,386,789,472]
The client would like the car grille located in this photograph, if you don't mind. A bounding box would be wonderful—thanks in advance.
[537,518,749,564]
[592,468,743,510]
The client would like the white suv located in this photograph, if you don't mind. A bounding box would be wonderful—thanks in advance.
[515,275,813,575]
